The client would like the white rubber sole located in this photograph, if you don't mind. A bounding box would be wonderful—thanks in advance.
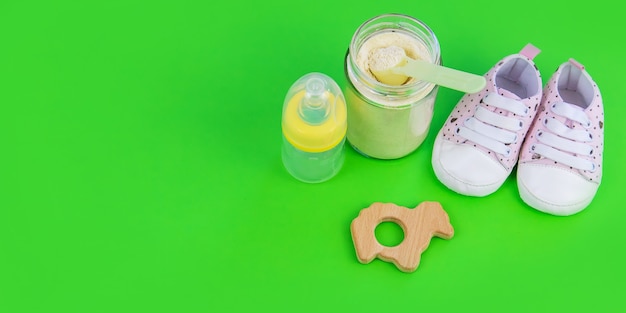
[431,132,509,197]
[517,165,597,216]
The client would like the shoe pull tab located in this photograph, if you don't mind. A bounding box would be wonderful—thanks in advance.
[569,58,585,71]
[520,43,541,60]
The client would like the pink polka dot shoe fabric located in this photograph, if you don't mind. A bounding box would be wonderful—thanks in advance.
[519,61,604,183]
[439,68,542,172]
[432,44,542,196]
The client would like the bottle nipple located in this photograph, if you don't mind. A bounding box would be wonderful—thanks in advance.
[298,77,330,125]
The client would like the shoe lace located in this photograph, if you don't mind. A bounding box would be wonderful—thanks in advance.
[531,101,595,172]
[457,92,528,157]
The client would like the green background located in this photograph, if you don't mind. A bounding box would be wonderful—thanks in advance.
[2,0,624,311]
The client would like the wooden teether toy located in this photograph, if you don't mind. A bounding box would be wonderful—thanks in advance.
[350,202,454,272]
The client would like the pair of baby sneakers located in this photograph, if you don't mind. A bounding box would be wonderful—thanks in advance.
[432,44,604,216]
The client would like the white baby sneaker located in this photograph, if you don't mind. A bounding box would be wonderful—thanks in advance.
[517,59,604,216]
[432,44,543,196]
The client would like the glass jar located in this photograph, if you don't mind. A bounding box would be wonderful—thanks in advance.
[344,14,441,159]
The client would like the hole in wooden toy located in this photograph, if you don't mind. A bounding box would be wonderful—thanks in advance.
[374,221,404,247]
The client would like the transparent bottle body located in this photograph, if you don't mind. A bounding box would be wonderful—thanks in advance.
[281,136,345,183]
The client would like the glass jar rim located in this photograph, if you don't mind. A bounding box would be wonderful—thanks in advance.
[348,13,441,95]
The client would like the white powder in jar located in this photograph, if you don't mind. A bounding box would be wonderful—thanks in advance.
[346,30,438,159]
[368,46,409,86]
[357,32,431,92]
[369,46,406,72]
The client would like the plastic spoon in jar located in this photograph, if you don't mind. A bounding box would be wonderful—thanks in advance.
[369,46,486,94]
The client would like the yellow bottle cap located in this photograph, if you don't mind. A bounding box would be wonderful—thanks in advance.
[282,73,347,153]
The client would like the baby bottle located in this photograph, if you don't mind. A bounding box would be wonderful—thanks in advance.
[281,73,347,183]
